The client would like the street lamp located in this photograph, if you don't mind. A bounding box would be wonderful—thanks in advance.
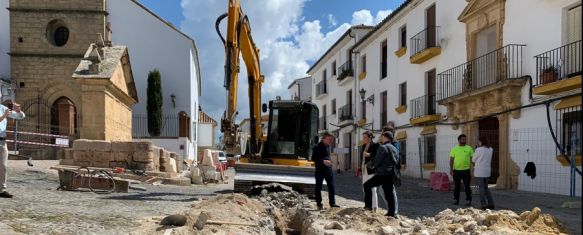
[359,88,374,105]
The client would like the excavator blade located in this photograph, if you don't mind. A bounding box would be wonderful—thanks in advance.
[234,163,324,197]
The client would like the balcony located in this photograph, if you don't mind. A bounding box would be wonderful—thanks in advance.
[319,116,327,130]
[410,94,440,125]
[410,26,441,64]
[336,61,354,82]
[437,44,526,102]
[338,104,353,122]
[533,40,582,96]
[315,79,327,98]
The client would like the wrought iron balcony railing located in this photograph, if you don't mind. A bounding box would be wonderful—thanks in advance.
[534,40,581,87]
[437,44,526,101]
[316,79,327,97]
[338,104,353,122]
[337,61,354,81]
[410,26,440,57]
[410,94,437,120]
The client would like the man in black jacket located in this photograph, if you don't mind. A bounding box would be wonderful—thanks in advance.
[363,131,399,217]
[313,131,339,210]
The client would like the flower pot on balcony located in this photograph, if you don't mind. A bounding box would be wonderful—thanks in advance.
[540,68,558,84]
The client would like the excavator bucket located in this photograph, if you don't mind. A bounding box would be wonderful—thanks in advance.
[234,163,324,197]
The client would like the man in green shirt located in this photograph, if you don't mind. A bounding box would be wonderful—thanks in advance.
[450,134,473,206]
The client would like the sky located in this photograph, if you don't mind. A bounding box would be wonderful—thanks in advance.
[137,0,405,139]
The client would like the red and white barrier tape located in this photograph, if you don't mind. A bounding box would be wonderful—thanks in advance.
[7,130,71,139]
[6,139,69,147]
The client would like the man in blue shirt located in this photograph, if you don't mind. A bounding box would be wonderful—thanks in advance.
[1,100,26,198]
[312,131,339,210]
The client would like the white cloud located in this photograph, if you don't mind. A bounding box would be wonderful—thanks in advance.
[375,10,393,24]
[327,14,337,27]
[179,1,391,140]
[351,9,373,26]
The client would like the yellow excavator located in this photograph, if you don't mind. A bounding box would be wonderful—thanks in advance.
[216,0,320,195]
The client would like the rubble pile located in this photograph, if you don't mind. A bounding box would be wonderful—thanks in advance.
[138,185,568,235]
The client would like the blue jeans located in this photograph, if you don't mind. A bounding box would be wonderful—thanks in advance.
[476,177,495,208]
[315,168,336,206]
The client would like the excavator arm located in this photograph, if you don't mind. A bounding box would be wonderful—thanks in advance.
[217,0,264,157]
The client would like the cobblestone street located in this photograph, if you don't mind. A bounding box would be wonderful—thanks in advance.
[0,160,581,234]
[0,160,232,235]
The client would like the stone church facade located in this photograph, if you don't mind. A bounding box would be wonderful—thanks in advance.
[8,0,135,142]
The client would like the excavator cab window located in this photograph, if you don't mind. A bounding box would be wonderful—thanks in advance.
[265,101,319,160]
[268,107,299,155]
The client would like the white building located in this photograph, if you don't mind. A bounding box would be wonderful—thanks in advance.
[352,0,466,179]
[197,107,217,160]
[307,25,374,172]
[314,0,581,196]
[107,0,202,160]
[287,76,312,101]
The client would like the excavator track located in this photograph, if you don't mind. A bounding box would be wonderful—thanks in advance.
[234,163,321,197]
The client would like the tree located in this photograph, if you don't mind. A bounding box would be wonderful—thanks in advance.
[147,69,163,136]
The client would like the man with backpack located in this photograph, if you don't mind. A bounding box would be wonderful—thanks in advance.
[364,131,400,217]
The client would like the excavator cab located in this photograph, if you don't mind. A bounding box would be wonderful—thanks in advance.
[262,100,319,165]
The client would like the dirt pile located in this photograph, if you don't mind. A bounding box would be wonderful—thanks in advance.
[137,184,567,235]
[137,193,275,235]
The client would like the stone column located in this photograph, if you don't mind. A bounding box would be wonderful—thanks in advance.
[495,113,519,189]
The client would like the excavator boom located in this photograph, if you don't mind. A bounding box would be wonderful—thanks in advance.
[217,0,320,195]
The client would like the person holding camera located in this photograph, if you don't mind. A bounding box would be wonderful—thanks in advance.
[0,100,26,198]
[360,131,380,211]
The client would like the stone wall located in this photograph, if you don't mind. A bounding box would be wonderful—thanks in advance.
[60,139,178,173]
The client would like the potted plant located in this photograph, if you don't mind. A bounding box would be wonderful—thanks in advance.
[540,65,559,84]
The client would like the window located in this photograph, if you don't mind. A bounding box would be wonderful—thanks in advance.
[399,140,407,165]
[423,135,436,164]
[361,55,367,73]
[46,20,69,47]
[559,107,582,156]
[399,82,407,107]
[400,26,407,48]
[380,91,387,127]
[322,69,327,80]
[566,5,582,44]
[381,40,388,78]
[332,61,337,76]
[268,108,300,155]
[331,99,336,115]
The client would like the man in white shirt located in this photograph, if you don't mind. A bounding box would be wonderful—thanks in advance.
[0,98,26,198]
[472,137,495,210]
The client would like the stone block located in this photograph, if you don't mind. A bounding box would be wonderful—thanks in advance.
[73,150,91,161]
[133,141,154,151]
[73,139,111,151]
[111,141,134,152]
[160,157,177,173]
[92,151,112,162]
[132,151,155,163]
[113,152,132,162]
[59,159,75,166]
[63,149,74,160]
[133,162,156,171]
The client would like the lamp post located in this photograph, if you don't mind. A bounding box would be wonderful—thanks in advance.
[359,88,374,105]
